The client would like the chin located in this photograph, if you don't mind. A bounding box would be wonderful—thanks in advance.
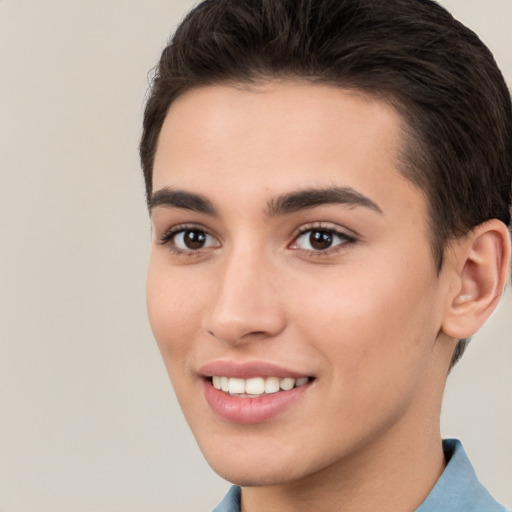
[195,432,331,488]
[208,458,306,487]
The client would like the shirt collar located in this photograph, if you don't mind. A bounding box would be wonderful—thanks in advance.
[212,439,508,512]
[417,438,508,512]
[212,484,240,512]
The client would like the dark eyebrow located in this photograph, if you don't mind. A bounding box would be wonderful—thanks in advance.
[266,186,383,217]
[149,188,218,216]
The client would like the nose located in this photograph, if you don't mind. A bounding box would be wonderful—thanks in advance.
[202,246,286,345]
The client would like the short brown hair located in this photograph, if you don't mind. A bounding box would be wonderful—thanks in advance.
[140,0,512,363]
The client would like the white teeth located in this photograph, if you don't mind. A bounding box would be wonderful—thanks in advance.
[228,377,245,394]
[264,376,280,394]
[279,377,295,391]
[211,375,310,395]
[295,377,309,387]
[245,377,265,395]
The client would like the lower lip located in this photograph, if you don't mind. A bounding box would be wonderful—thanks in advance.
[203,380,312,424]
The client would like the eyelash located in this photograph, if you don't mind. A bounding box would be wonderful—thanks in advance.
[290,223,357,256]
[158,223,357,257]
[158,224,218,256]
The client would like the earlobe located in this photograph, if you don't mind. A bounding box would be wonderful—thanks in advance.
[441,219,511,339]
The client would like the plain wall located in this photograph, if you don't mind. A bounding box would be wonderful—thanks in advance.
[0,1,510,510]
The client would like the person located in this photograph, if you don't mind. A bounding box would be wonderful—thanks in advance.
[140,0,512,510]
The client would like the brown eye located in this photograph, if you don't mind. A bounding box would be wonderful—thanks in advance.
[309,230,334,250]
[292,227,354,253]
[182,229,207,249]
[168,228,220,252]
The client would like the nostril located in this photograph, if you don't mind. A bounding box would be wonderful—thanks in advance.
[206,324,284,345]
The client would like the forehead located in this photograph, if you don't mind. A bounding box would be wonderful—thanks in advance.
[152,81,424,221]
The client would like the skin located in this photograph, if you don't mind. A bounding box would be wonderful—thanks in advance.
[146,82,508,512]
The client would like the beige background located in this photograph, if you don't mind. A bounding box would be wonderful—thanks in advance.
[0,1,510,511]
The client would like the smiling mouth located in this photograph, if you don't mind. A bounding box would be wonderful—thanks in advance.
[209,376,313,397]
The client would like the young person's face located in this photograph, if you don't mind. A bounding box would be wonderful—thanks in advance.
[147,82,455,486]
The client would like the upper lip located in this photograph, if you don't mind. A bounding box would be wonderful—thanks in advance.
[199,360,312,379]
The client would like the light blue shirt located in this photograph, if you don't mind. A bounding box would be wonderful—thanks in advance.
[212,439,509,512]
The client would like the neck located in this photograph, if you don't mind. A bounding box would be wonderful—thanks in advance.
[241,426,445,512]
[240,338,454,512]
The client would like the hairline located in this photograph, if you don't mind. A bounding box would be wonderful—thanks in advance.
[147,75,447,272]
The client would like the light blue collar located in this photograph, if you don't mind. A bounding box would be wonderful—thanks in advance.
[417,439,508,512]
[213,484,240,512]
[212,439,509,512]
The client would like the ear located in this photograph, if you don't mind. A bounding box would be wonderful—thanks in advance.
[441,219,511,339]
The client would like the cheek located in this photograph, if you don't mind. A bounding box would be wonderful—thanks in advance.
[146,261,205,369]
[296,261,441,391]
